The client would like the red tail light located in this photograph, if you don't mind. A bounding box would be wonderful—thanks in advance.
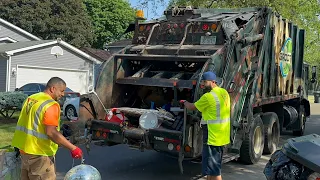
[202,24,209,31]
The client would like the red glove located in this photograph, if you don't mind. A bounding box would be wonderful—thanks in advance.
[71,147,83,159]
[179,100,186,108]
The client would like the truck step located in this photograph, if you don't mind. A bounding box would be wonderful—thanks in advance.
[190,153,240,164]
[222,152,240,164]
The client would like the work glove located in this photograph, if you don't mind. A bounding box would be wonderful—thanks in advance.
[71,147,83,159]
[179,100,186,108]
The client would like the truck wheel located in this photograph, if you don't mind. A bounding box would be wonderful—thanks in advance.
[261,112,280,154]
[293,105,306,136]
[240,115,265,164]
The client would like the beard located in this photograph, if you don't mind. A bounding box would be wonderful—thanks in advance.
[52,95,59,101]
[203,85,212,93]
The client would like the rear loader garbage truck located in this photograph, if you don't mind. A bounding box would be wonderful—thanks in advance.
[74,6,317,174]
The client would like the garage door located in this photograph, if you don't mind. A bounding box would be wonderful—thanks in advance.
[17,65,89,94]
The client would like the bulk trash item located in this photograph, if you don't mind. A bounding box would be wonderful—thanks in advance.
[64,164,101,180]
[64,158,101,180]
[264,134,320,180]
[264,150,302,180]
[105,108,126,124]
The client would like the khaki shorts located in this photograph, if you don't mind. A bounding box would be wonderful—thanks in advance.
[20,153,56,180]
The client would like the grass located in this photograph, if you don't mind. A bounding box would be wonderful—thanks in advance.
[0,122,17,148]
[0,111,20,148]
[308,95,315,103]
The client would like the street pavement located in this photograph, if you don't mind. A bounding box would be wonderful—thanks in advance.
[55,103,320,180]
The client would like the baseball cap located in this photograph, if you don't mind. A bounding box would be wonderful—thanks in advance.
[201,71,217,81]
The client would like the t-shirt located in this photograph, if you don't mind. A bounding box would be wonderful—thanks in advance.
[43,103,60,127]
[194,87,230,121]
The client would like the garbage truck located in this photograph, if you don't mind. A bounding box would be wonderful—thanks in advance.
[74,6,317,174]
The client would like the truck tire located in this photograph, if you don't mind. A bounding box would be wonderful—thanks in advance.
[261,112,280,154]
[240,115,265,164]
[293,105,306,136]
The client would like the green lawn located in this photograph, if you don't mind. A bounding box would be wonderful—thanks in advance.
[0,112,20,148]
[0,122,17,148]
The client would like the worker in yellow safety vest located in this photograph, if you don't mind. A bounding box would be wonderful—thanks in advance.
[180,71,230,180]
[11,77,83,180]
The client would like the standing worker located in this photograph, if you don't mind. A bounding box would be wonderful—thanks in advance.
[12,77,83,180]
[180,71,230,180]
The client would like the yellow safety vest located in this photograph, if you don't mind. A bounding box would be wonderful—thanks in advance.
[199,88,231,146]
[12,92,60,156]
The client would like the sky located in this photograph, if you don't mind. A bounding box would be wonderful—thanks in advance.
[128,0,170,20]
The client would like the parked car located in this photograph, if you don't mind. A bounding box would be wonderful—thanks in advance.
[62,85,94,121]
[16,83,77,107]
[62,96,80,121]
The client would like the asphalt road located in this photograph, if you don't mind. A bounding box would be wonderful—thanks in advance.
[55,103,320,180]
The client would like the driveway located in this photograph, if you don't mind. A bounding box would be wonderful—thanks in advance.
[55,103,320,180]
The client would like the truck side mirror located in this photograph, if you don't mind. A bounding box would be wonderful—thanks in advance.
[311,66,317,83]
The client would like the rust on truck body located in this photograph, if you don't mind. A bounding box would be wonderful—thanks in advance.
[75,7,314,174]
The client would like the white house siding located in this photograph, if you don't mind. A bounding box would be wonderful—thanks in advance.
[9,45,94,91]
[0,57,7,91]
[0,24,35,42]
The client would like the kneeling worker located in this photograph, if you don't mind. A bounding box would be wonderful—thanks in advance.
[12,77,83,180]
[180,71,231,180]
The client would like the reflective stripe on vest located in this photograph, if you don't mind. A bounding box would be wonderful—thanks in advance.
[15,99,54,140]
[33,99,55,131]
[15,125,49,139]
[200,91,230,125]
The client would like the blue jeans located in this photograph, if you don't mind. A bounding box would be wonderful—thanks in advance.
[202,125,223,176]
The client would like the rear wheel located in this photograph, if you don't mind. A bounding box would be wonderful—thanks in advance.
[261,112,280,154]
[240,115,265,164]
[293,105,306,136]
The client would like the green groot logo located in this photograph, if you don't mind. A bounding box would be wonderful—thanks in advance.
[279,38,292,78]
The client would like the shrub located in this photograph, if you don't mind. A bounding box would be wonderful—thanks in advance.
[0,92,28,118]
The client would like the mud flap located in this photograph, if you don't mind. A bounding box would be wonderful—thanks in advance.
[178,107,187,174]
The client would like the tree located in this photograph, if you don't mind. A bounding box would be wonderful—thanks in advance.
[83,0,137,49]
[0,0,95,48]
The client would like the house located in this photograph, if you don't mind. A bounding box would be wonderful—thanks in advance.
[0,18,99,94]
[0,18,41,43]
[80,47,112,85]
[104,39,132,54]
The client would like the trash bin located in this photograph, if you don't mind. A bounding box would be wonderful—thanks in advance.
[314,91,320,103]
